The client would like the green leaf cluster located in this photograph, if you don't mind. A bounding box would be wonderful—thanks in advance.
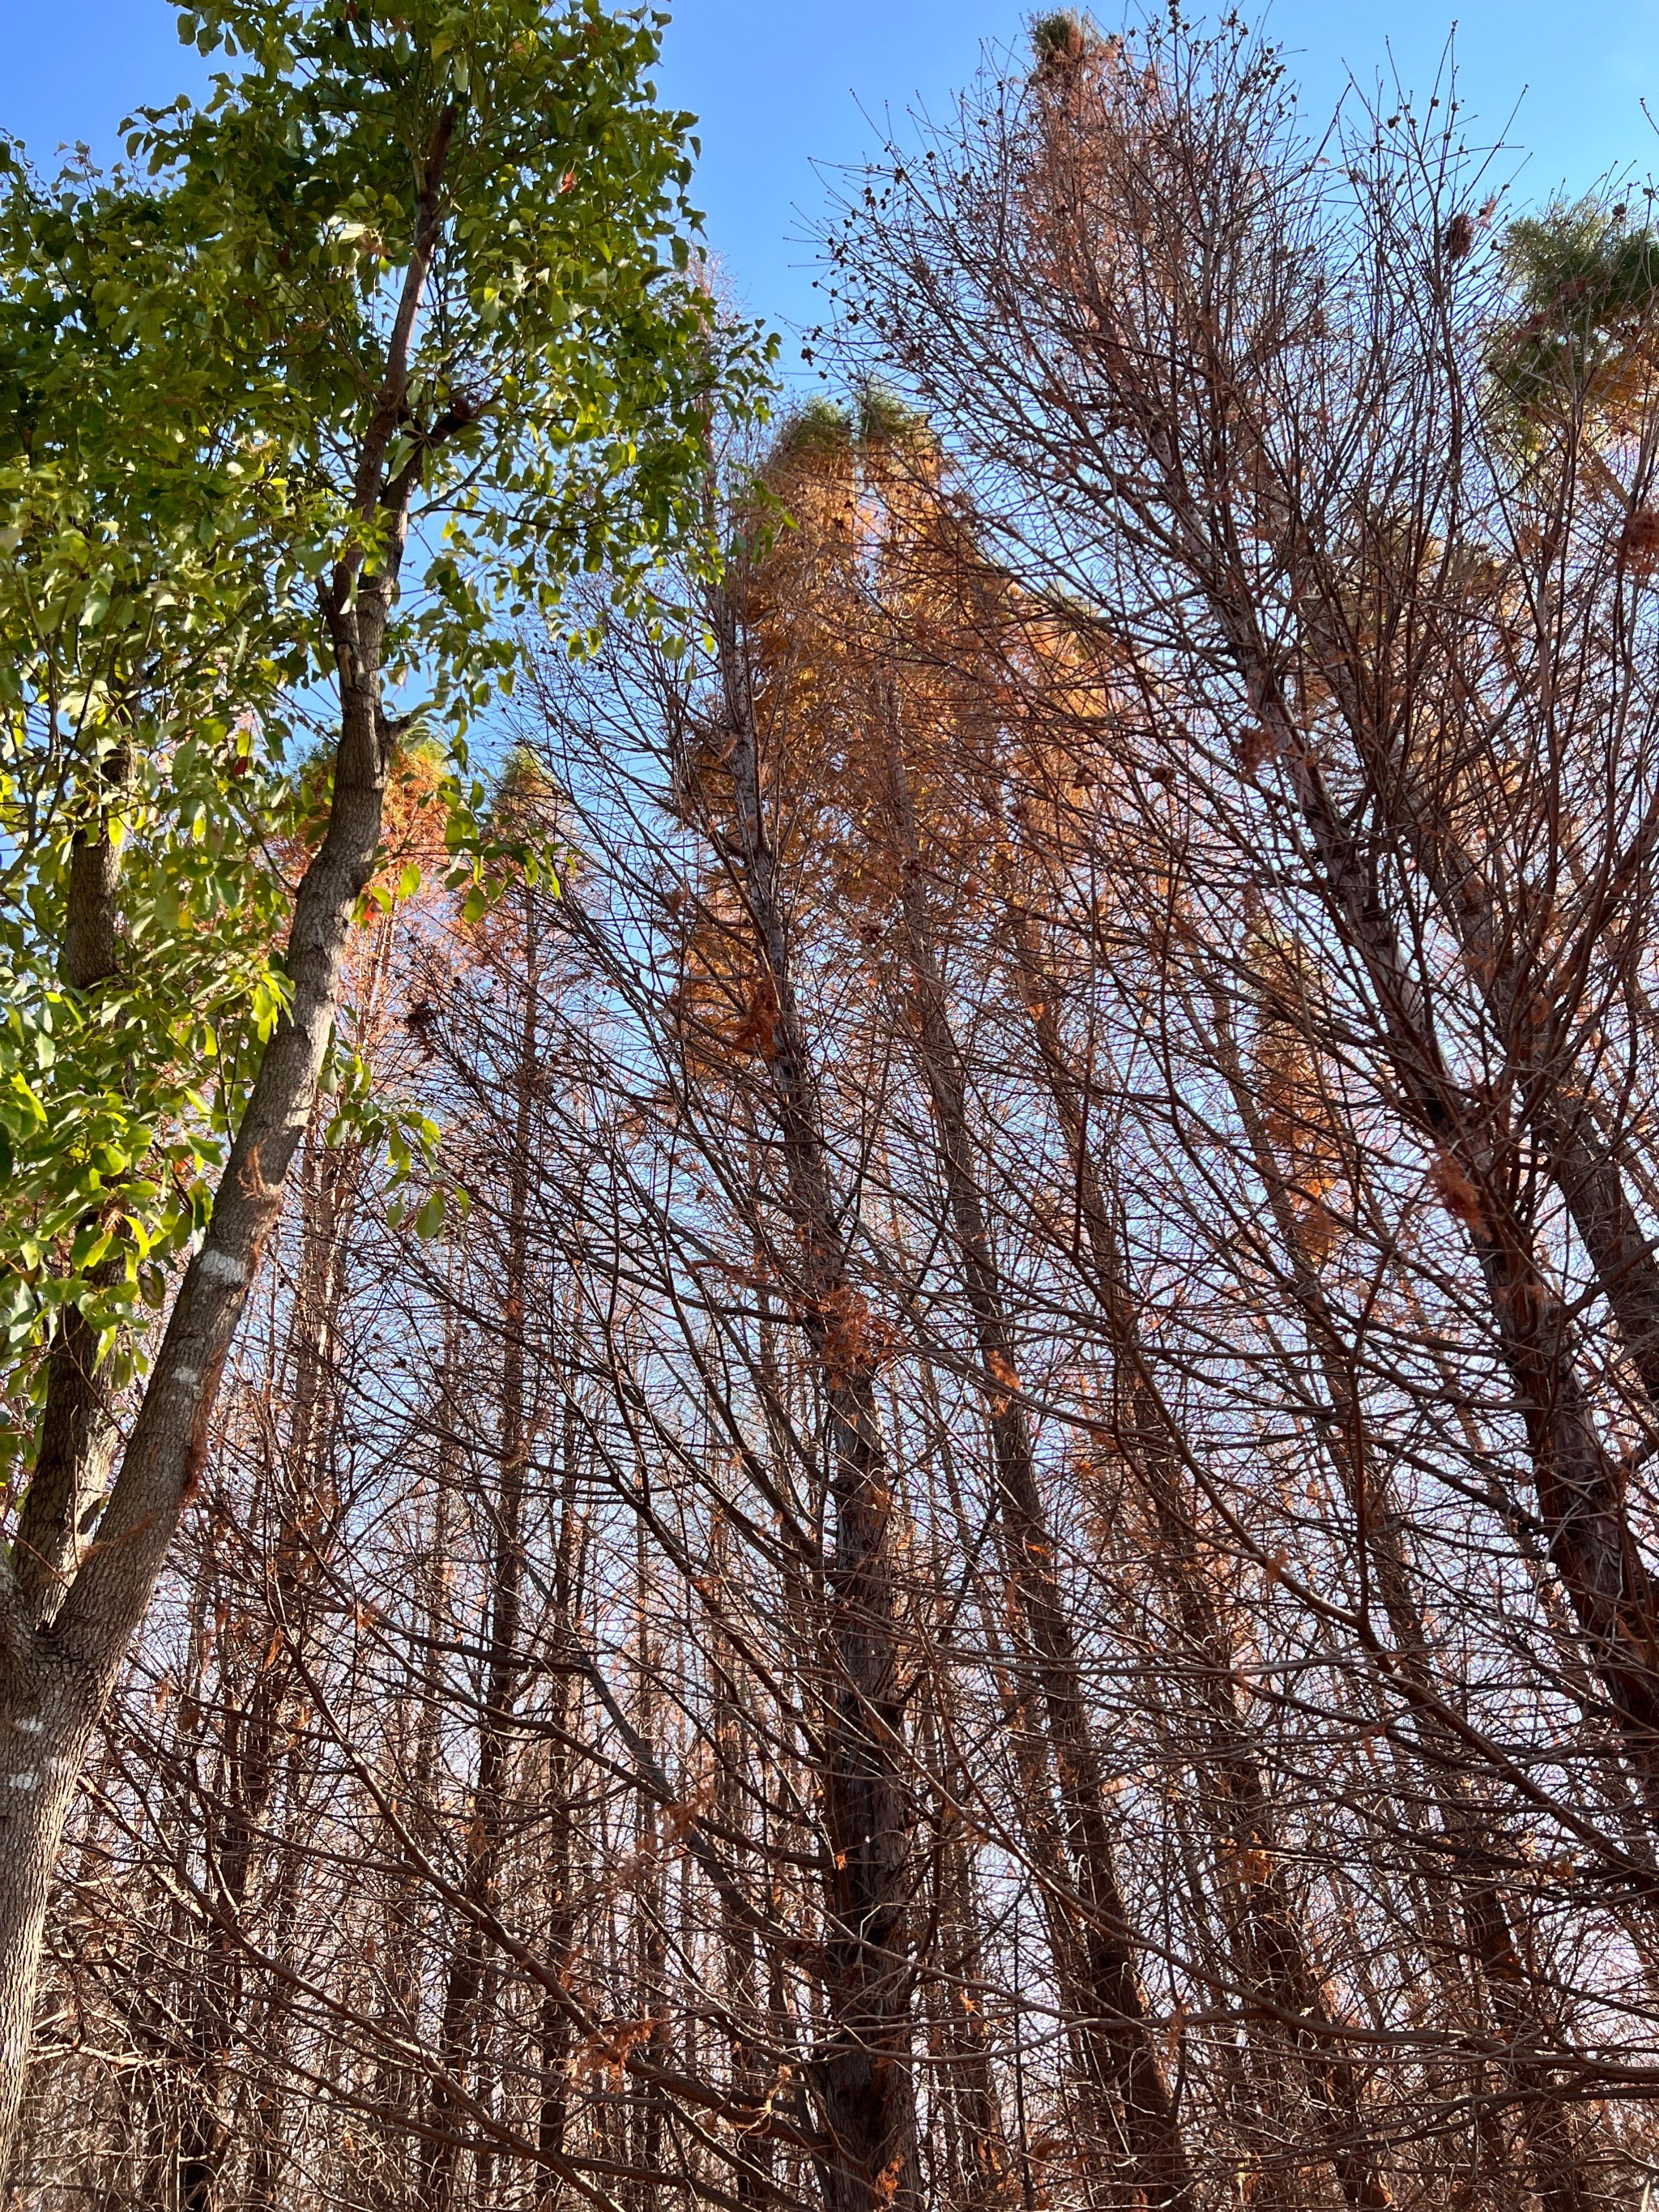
[0,0,774,1467]
[1492,199,1659,438]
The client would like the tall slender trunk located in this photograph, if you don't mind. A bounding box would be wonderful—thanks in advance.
[1205,983,1597,2212]
[1001,857,1598,2212]
[178,1121,355,2212]
[1128,1386,1395,2212]
[538,1380,586,2211]
[1017,148,1659,1821]
[1298,566,1659,1459]
[711,1510,775,2210]
[628,1518,671,2209]
[241,1737,305,2212]
[707,578,919,2212]
[420,907,538,2212]
[915,1667,1017,2211]
[0,109,458,2172]
[876,720,1195,2212]
[372,1354,458,2212]
[1200,541,1659,1816]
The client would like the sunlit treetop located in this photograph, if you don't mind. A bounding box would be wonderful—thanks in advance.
[1493,199,1659,446]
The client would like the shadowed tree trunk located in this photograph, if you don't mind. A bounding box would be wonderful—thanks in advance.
[876,714,1196,2212]
[420,899,540,2212]
[704,572,922,2212]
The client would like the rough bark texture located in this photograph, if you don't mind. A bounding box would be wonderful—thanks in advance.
[712,580,921,2212]
[0,109,457,2174]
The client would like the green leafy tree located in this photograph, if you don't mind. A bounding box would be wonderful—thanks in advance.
[0,0,770,2170]
[1491,199,1659,471]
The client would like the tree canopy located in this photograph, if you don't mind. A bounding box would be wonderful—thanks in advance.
[0,0,769,1462]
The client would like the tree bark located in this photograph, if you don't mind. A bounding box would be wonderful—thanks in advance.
[13,793,128,1623]
[879,722,1196,2212]
[0,108,458,2176]
[708,576,921,2212]
[420,900,537,2212]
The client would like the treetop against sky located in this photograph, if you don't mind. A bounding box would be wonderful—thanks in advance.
[3,0,1657,359]
[11,8,1659,2210]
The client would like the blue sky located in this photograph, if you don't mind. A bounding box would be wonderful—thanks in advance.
[2,0,1653,367]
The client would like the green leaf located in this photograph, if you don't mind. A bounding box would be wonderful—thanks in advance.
[70,1223,113,1272]
[0,0,770,1380]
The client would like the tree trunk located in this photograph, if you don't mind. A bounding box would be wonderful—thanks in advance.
[177,1121,354,2212]
[709,578,920,2212]
[1204,984,1597,2212]
[878,724,1196,2212]
[711,1510,776,2210]
[0,110,458,2176]
[14,802,127,1624]
[915,1673,1017,2211]
[1002,125,1659,1828]
[1116,494,1659,1821]
[534,1347,590,2211]
[421,904,538,2212]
